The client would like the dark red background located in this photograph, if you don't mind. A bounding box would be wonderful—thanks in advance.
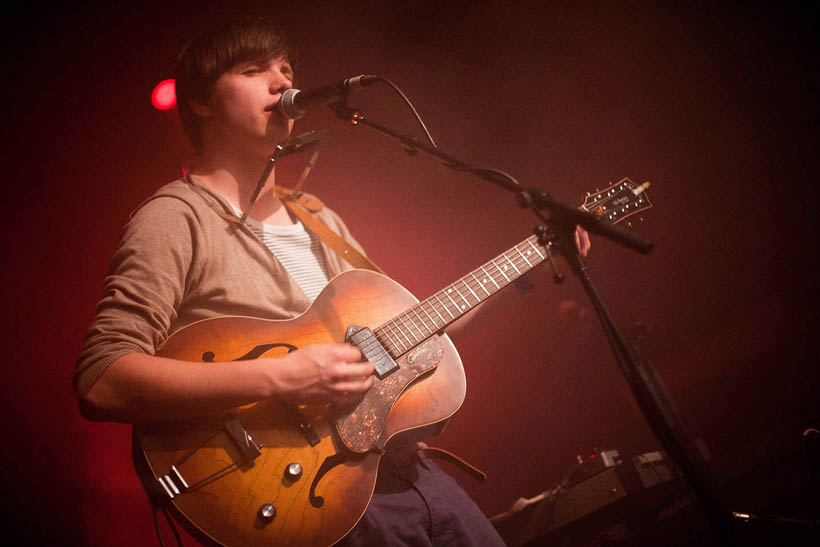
[3,2,817,545]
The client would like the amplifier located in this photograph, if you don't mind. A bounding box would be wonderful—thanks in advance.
[491,450,684,546]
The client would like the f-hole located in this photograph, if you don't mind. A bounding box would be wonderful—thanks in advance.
[201,343,299,362]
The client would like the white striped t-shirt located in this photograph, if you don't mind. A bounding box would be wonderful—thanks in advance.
[242,215,330,302]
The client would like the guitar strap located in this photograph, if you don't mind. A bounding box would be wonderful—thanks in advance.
[275,186,386,275]
[182,171,383,274]
[419,443,487,483]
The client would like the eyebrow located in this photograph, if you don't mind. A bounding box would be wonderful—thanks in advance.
[231,57,294,79]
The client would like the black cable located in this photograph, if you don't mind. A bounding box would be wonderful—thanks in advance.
[152,507,165,547]
[151,506,183,547]
[346,76,531,200]
[373,76,437,149]
[372,78,526,191]
[161,508,184,547]
[453,165,522,187]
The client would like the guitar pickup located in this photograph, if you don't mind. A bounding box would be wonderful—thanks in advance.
[345,325,399,379]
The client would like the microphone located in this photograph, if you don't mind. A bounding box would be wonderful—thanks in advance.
[278,75,377,119]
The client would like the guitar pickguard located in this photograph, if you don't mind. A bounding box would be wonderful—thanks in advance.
[335,336,444,453]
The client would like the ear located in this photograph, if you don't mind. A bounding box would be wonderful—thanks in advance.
[190,99,214,118]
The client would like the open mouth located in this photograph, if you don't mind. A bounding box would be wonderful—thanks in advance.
[266,104,291,125]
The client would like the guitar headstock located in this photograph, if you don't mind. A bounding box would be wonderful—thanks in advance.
[581,177,652,225]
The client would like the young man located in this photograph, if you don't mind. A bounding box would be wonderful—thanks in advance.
[75,16,574,545]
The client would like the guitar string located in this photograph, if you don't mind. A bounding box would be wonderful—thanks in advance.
[375,236,547,356]
[377,238,542,353]
[380,210,618,353]
[378,318,407,354]
[382,237,543,354]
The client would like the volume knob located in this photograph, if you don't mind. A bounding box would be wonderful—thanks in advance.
[258,504,276,521]
[285,462,303,480]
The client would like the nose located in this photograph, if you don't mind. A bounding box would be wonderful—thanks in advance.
[269,69,293,95]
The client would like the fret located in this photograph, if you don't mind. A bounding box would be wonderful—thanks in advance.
[434,293,455,319]
[375,320,408,357]
[392,317,415,348]
[397,314,421,343]
[462,277,481,302]
[443,287,461,313]
[493,260,511,283]
[392,322,412,352]
[515,245,533,268]
[373,331,396,355]
[384,322,409,353]
[417,302,440,331]
[411,309,432,337]
[479,265,501,290]
[409,306,435,336]
[503,253,522,276]
[373,329,396,351]
[452,284,471,311]
[424,299,446,324]
[471,272,491,297]
[377,323,395,349]
[525,238,545,260]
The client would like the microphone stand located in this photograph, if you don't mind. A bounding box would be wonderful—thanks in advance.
[332,103,737,545]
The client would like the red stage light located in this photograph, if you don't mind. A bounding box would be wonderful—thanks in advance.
[151,79,176,110]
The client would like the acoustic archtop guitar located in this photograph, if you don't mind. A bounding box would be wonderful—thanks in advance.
[135,178,652,546]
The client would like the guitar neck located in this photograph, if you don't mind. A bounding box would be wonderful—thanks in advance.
[373,234,548,358]
[372,177,652,360]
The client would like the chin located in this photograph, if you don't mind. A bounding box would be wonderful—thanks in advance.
[266,127,292,144]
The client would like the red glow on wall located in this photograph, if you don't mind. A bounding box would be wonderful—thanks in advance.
[151,79,176,110]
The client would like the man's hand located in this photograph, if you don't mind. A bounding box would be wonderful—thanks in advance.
[269,344,374,405]
[575,225,591,257]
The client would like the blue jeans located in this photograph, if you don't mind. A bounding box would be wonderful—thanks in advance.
[339,450,507,546]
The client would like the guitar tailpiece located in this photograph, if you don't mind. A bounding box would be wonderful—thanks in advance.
[158,465,188,499]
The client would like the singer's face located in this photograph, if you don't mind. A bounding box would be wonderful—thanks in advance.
[201,56,295,155]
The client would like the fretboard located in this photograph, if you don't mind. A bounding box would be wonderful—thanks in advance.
[372,234,548,358]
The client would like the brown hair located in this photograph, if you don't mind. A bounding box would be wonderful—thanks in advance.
[175,16,297,151]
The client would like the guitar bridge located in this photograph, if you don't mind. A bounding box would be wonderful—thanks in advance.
[345,325,399,379]
[223,418,262,460]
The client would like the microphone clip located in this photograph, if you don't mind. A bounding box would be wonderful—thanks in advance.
[240,130,328,223]
[274,129,328,159]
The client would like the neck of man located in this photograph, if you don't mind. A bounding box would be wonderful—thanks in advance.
[190,139,294,225]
